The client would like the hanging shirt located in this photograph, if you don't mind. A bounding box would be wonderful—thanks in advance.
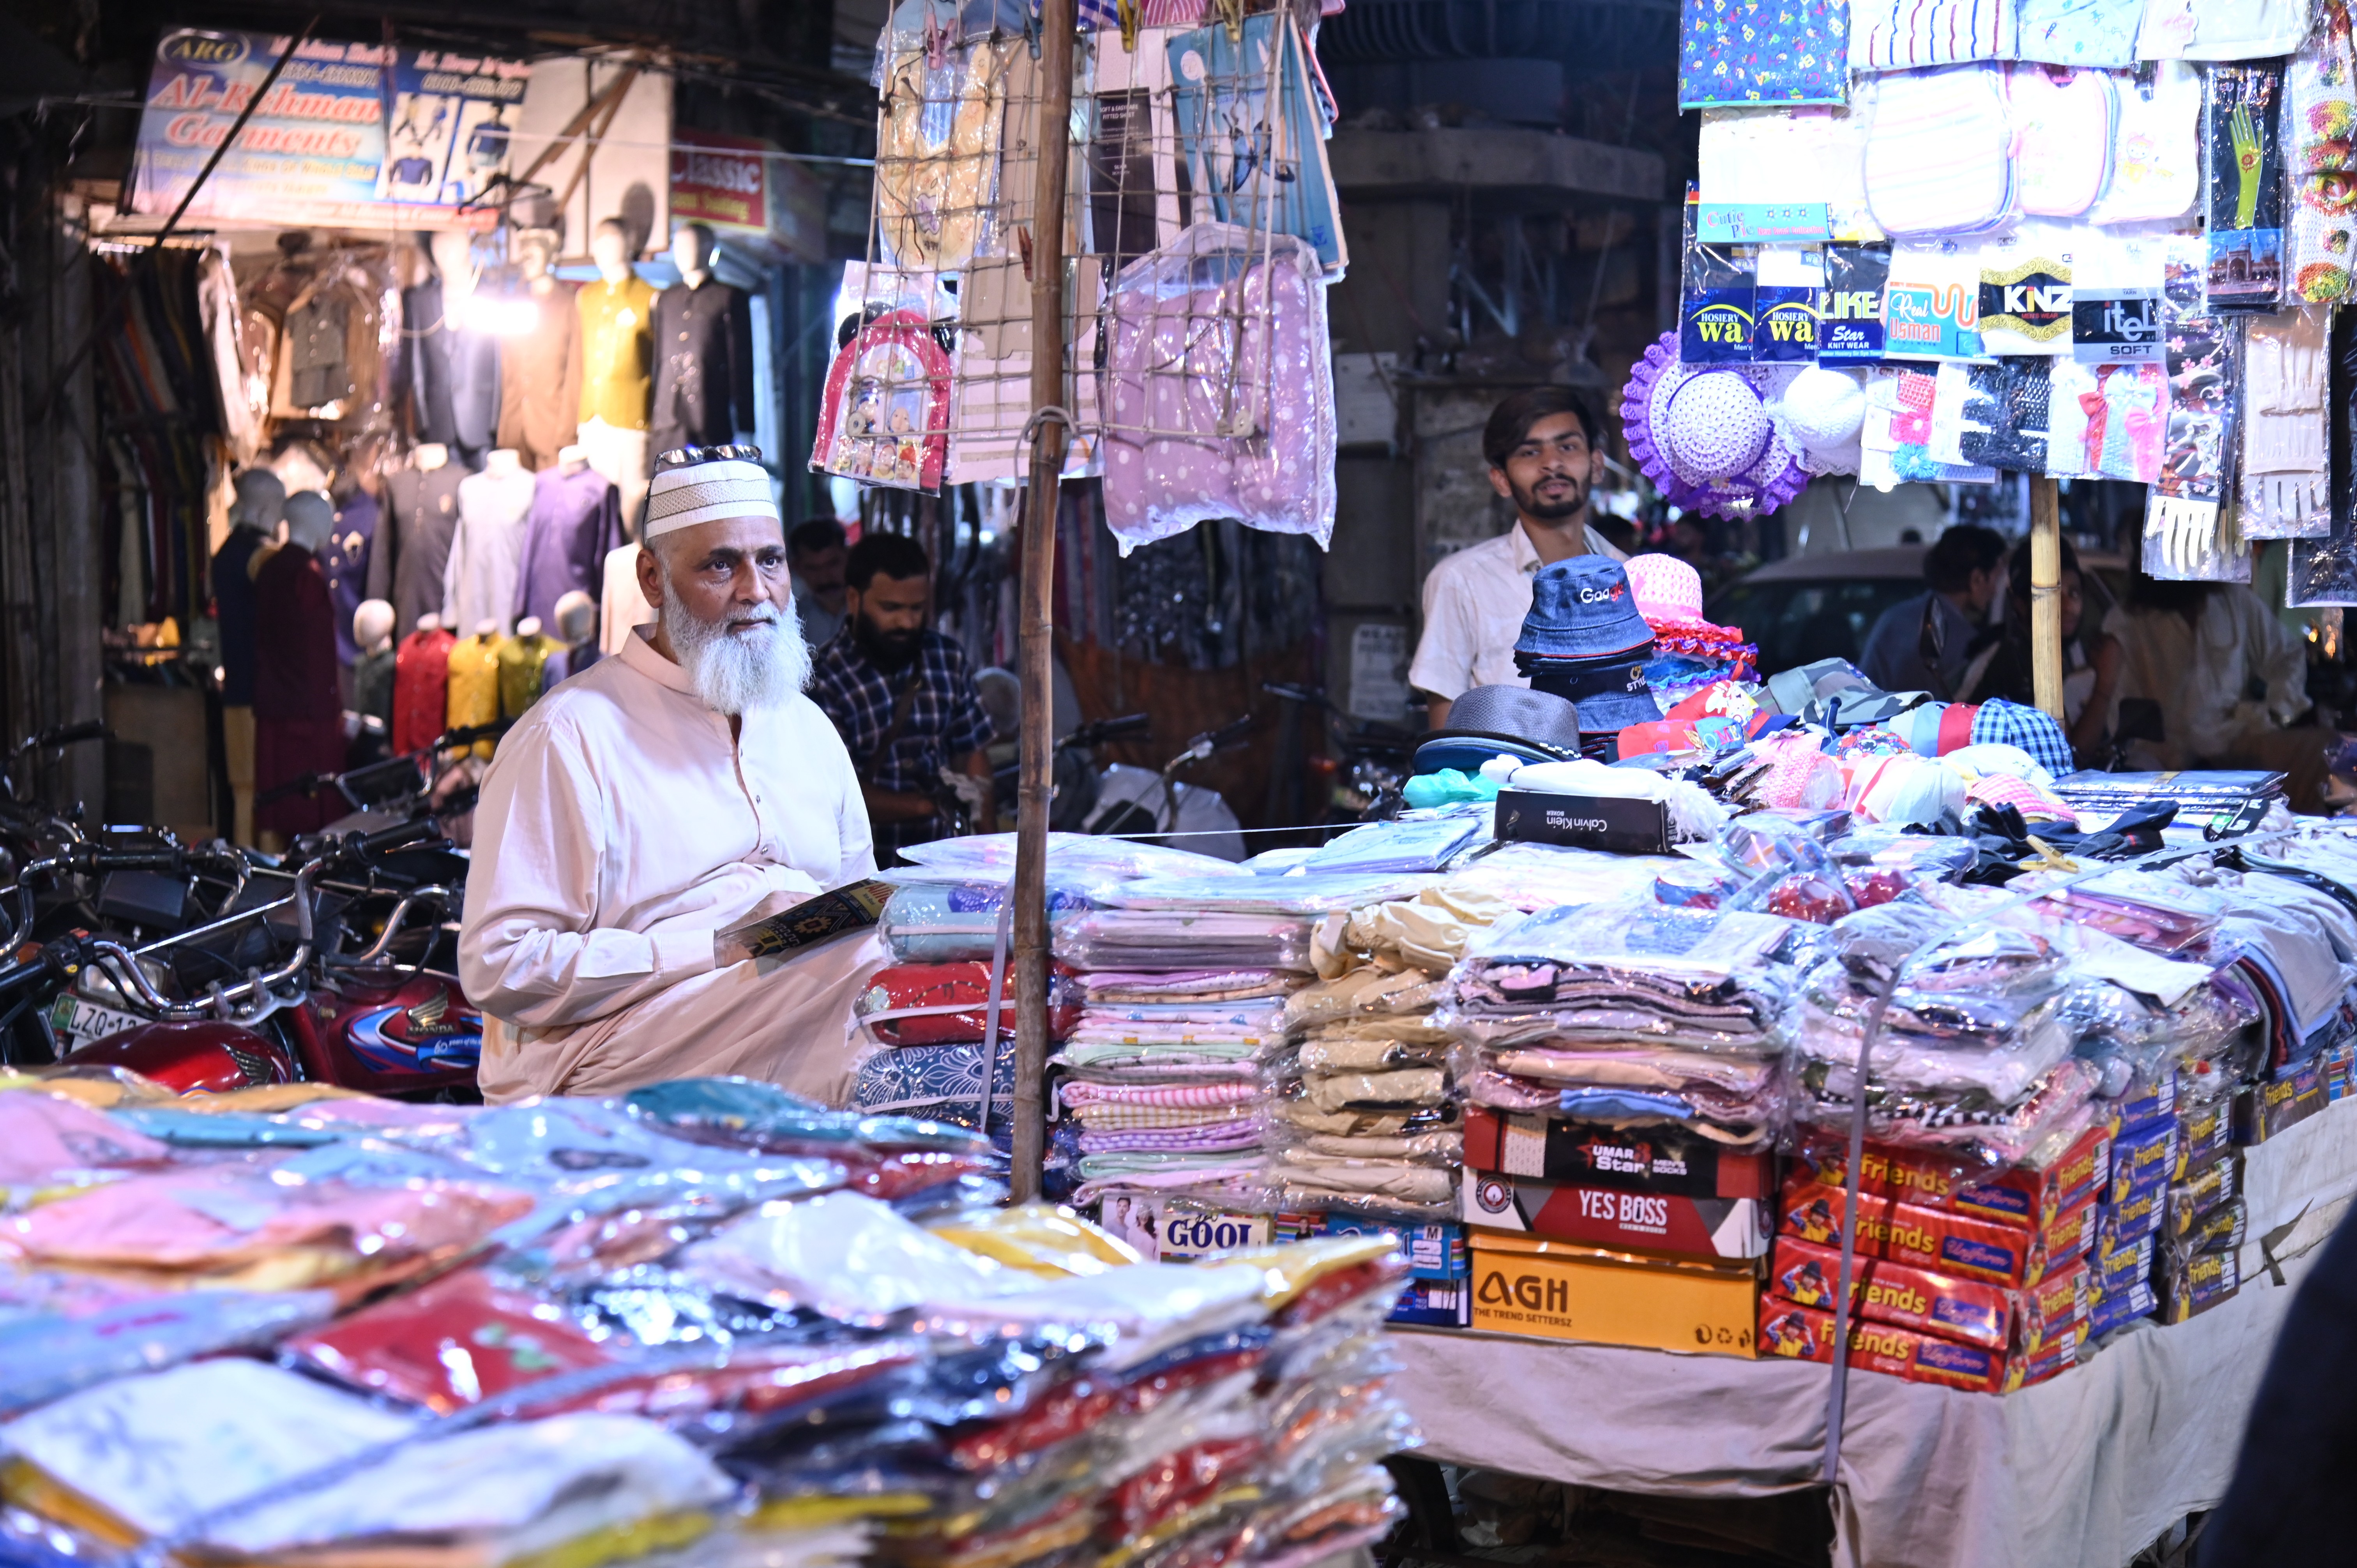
[212,525,270,707]
[649,279,755,454]
[251,545,340,725]
[393,625,456,755]
[445,632,503,756]
[512,466,624,633]
[493,281,583,472]
[369,463,467,639]
[496,631,558,721]
[578,273,657,431]
[1406,521,1631,702]
[445,466,536,639]
[401,281,500,457]
[459,627,873,1038]
[353,644,396,730]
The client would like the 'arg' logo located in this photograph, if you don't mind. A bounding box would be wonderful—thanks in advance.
[160,28,251,66]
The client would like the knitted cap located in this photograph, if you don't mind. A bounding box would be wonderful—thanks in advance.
[1623,553,1707,628]
[646,449,781,536]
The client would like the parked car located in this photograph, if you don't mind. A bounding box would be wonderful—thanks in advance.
[1708,545,2126,678]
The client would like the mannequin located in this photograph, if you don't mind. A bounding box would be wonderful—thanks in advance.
[496,613,559,720]
[445,449,535,638]
[392,610,456,755]
[325,475,379,671]
[445,616,504,758]
[351,599,397,727]
[648,222,755,461]
[370,441,469,639]
[539,588,601,686]
[214,467,285,845]
[252,491,345,845]
[576,216,657,530]
[514,441,622,633]
[494,230,583,471]
[405,232,500,466]
[598,538,657,656]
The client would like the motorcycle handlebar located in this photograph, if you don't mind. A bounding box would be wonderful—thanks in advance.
[353,818,442,858]
[18,720,109,756]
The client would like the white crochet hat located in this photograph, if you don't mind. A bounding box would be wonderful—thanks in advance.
[1770,367,1868,477]
[645,448,781,537]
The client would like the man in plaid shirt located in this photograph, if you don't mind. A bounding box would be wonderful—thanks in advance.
[809,531,995,858]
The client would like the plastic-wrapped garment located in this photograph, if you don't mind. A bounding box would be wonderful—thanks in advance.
[1082,969,1306,1003]
[2090,61,2202,224]
[2286,2,2357,307]
[1273,1152,1454,1211]
[855,1042,1018,1132]
[1802,1054,2103,1165]
[2055,868,2228,951]
[879,881,1093,962]
[1438,842,1688,914]
[1103,871,1438,915]
[1284,968,1447,1029]
[2010,68,2119,218]
[1296,1029,1452,1067]
[0,1088,171,1203]
[2148,235,2249,580]
[0,1286,332,1418]
[1300,818,1484,876]
[856,962,1081,1046]
[1862,67,2019,237]
[2138,0,2312,60]
[682,1191,1027,1326]
[2015,0,2144,65]
[1825,830,1977,906]
[1100,225,1337,554]
[1851,4,2016,69]
[1719,815,1859,925]
[1794,966,2074,1103]
[1315,884,1518,978]
[1056,910,1316,972]
[876,41,1011,272]
[286,1266,615,1413]
[2239,308,2333,538]
[897,831,1254,883]
[2204,64,2288,316]
[623,1077,994,1157]
[1679,0,1846,107]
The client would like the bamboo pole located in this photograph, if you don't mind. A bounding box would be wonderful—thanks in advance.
[1009,0,1077,1204]
[2029,475,2063,722]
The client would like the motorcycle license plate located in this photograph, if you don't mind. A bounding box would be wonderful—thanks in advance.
[48,996,147,1050]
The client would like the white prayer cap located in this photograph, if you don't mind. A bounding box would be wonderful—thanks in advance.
[645,445,781,537]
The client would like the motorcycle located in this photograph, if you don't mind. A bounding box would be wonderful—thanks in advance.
[2,819,483,1098]
[1262,682,1413,823]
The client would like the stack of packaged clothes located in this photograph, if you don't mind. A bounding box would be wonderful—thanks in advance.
[1268,881,1512,1217]
[0,1072,1420,1568]
[1442,899,1806,1149]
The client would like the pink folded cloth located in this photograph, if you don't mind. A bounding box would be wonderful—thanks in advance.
[1078,1126,1265,1154]
[0,1090,170,1186]
[1060,1081,1261,1108]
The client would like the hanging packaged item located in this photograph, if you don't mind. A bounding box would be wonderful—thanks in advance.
[1930,358,2054,472]
[1882,244,1985,360]
[2203,63,2288,315]
[2070,229,2166,366]
[2089,61,2203,225]
[2286,0,2357,306]
[1975,224,2078,356]
[1679,0,1847,108]
[1099,223,1337,553]
[1820,244,1892,363]
[811,298,954,493]
[2016,0,2144,67]
[1679,192,1757,364]
[1754,249,1823,364]
[1862,366,2000,489]
[2238,307,2332,540]
[2291,299,2357,604]
[876,35,1014,272]
[1165,14,1344,276]
[1864,67,2019,238]
[2147,235,2249,581]
[2009,65,2117,219]
[1696,107,1882,243]
[2138,0,2312,61]
[2050,361,2169,482]
[1850,0,2017,71]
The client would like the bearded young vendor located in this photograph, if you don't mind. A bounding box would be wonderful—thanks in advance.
[1408,388,1627,729]
[458,449,885,1106]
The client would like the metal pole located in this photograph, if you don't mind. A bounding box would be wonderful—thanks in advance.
[2029,475,2064,721]
[1009,0,1076,1204]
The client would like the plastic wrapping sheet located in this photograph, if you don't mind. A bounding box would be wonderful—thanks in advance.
[1099,872,1438,914]
[894,832,1254,883]
[1055,910,1316,972]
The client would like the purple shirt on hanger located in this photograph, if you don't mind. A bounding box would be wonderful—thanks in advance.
[512,463,622,635]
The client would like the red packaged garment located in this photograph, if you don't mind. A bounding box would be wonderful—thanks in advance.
[855,961,1080,1046]
[393,623,456,754]
[286,1267,615,1412]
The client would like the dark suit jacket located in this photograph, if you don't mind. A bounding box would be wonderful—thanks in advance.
[649,278,755,455]
[402,280,501,454]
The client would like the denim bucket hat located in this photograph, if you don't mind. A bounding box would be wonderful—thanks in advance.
[1514,555,1657,662]
[1523,654,1663,733]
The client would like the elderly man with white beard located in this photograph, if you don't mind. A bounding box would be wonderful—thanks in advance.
[458,448,885,1105]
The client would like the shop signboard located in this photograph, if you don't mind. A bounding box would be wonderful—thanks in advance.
[671,129,825,266]
[127,28,529,229]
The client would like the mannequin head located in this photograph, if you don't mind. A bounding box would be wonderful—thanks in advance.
[284,491,336,554]
[553,590,597,646]
[429,230,477,300]
[486,449,524,477]
[517,616,544,640]
[592,218,633,286]
[354,599,395,654]
[516,230,556,293]
[229,468,287,532]
[671,222,716,283]
[415,443,450,473]
[418,612,443,634]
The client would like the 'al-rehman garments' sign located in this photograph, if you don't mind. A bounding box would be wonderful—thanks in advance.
[129,28,529,229]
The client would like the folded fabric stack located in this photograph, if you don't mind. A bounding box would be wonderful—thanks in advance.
[0,1072,1417,1568]
[1442,899,1806,1149]
[1265,882,1513,1216]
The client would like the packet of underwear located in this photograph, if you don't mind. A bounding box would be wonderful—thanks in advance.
[1680,191,1757,364]
[1976,229,2077,357]
[1770,1233,2013,1349]
[1793,1120,2111,1234]
[2096,1183,2165,1256]
[1819,244,1891,364]
[1779,1179,2093,1287]
[2096,1234,2152,1299]
[2204,62,2288,314]
[1931,358,2054,471]
[1754,248,1822,364]
[2107,1118,2178,1202]
[2173,1099,2233,1178]
[1756,1300,2066,1393]
[2018,1260,2091,1356]
[2113,1069,2177,1132]
[2090,1273,2157,1337]
[2157,1242,2240,1323]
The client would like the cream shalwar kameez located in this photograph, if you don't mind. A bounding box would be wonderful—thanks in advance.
[459,627,885,1105]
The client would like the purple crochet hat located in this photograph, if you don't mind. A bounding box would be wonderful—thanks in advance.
[1622,332,1808,521]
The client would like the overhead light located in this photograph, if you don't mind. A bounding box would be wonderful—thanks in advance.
[456,293,541,336]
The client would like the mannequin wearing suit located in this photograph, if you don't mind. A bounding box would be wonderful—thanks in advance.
[648,222,755,460]
[495,230,583,472]
[405,231,499,466]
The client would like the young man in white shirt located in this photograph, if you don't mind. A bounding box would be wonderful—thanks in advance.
[1408,387,1626,729]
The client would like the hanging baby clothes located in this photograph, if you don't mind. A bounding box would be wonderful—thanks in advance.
[876,36,1012,272]
[392,622,456,755]
[444,630,502,758]
[2014,0,2143,67]
[2286,0,2357,306]
[1678,0,1848,108]
[1862,66,2019,238]
[2089,61,2202,225]
[443,463,536,639]
[1100,224,1337,554]
[2009,66,2117,219]
[1849,0,2018,71]
[2138,0,2311,61]
[512,465,623,632]
[324,490,377,667]
[496,628,559,720]
[2239,307,2332,539]
[369,461,467,639]
[494,284,583,471]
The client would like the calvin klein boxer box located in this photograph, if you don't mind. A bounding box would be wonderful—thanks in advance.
[1755,1300,2074,1394]
[1464,1171,1770,1260]
[1779,1178,2095,1289]
[1466,1231,1760,1355]
[1463,1109,1773,1199]
[1770,1235,2089,1355]
[1792,1121,2111,1234]
[1493,788,1676,855]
